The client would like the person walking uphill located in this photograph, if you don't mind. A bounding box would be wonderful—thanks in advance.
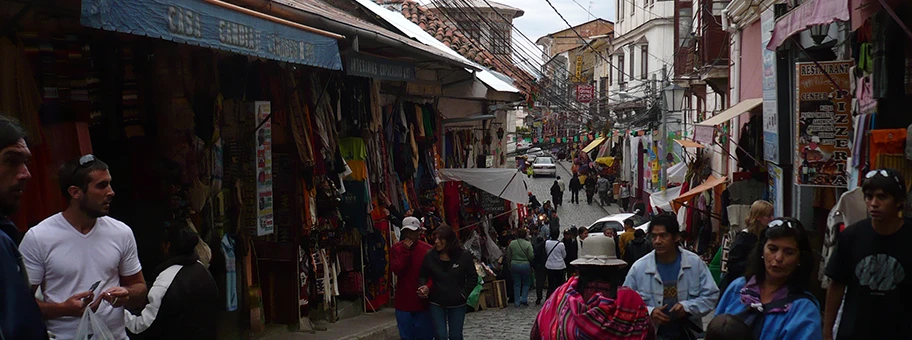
[715,217,821,340]
[391,217,434,340]
[550,180,562,208]
[543,227,567,299]
[531,234,655,340]
[569,173,582,204]
[624,213,719,340]
[124,221,219,339]
[506,229,534,307]
[584,175,598,205]
[20,155,148,340]
[0,115,48,340]
[418,225,477,340]
[824,168,912,340]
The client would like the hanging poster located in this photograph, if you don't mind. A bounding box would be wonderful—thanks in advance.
[253,101,275,236]
[768,163,785,216]
[794,61,852,187]
[761,8,780,163]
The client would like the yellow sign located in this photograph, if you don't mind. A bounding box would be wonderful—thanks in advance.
[576,55,582,81]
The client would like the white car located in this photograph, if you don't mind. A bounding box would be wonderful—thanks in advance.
[585,213,649,235]
[532,157,557,177]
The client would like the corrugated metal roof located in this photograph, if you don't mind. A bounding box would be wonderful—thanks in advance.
[273,0,477,70]
[354,0,520,93]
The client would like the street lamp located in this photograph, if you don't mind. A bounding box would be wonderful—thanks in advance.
[659,83,686,191]
[663,83,686,113]
[809,24,830,45]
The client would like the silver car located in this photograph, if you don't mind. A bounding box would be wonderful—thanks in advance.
[532,157,557,177]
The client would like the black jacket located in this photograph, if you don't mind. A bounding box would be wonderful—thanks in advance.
[563,238,578,267]
[720,231,759,291]
[126,254,220,339]
[623,237,653,265]
[0,217,48,340]
[584,177,598,192]
[569,177,582,191]
[419,249,478,307]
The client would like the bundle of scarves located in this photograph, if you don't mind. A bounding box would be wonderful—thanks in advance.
[532,277,654,340]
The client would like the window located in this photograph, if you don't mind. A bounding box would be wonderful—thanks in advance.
[618,0,625,21]
[628,46,635,80]
[641,45,648,79]
[618,54,625,84]
[608,57,613,85]
[630,0,635,16]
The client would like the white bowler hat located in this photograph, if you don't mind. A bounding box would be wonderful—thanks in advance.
[571,234,627,267]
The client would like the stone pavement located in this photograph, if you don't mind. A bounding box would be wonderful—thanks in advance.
[464,293,542,339]
[526,160,623,230]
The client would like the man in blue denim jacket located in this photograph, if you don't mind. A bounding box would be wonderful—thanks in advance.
[624,213,719,340]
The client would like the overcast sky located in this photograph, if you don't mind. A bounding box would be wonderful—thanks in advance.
[417,0,617,45]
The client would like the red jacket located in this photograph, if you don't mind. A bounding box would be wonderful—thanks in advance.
[390,240,433,312]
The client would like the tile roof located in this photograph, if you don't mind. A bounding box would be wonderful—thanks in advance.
[377,0,534,96]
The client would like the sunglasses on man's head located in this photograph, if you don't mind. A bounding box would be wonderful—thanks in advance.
[865,169,901,184]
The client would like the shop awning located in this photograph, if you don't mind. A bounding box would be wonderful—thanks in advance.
[353,0,520,93]
[696,98,763,126]
[671,175,727,213]
[767,0,850,51]
[438,168,528,204]
[582,137,607,153]
[80,0,344,70]
[674,139,705,148]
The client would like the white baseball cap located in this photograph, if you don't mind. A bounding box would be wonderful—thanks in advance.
[402,217,423,231]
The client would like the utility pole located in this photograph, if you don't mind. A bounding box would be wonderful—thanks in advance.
[659,64,668,192]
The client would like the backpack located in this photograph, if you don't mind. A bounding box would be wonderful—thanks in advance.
[734,291,816,339]
[623,239,652,265]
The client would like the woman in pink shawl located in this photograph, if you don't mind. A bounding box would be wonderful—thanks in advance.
[531,234,655,340]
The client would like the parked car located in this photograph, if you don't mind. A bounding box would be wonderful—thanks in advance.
[585,213,648,235]
[531,156,557,177]
[526,147,545,157]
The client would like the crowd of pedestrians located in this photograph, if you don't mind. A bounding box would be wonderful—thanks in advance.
[527,166,912,340]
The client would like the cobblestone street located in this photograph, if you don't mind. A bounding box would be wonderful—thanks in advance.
[464,161,624,338]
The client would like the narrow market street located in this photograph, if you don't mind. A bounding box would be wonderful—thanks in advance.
[462,161,623,339]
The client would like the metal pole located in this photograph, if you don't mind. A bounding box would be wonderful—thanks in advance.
[660,64,668,191]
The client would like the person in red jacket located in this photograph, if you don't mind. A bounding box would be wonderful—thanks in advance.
[391,217,434,340]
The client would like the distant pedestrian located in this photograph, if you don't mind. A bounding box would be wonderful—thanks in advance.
[705,314,754,340]
[531,234,654,340]
[618,219,637,258]
[584,175,598,205]
[506,229,534,308]
[620,181,631,212]
[622,229,653,266]
[598,175,611,206]
[125,221,219,339]
[418,225,477,340]
[556,176,566,207]
[544,227,567,298]
[550,180,561,208]
[549,211,560,231]
[532,228,548,305]
[569,173,582,204]
[528,192,541,210]
[391,217,434,340]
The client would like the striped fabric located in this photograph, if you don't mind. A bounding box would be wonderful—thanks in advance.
[532,277,654,340]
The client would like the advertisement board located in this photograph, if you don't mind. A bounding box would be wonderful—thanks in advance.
[794,61,852,187]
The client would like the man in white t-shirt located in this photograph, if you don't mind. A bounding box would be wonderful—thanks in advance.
[19,155,147,340]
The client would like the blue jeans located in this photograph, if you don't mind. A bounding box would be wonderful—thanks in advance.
[510,263,532,307]
[395,309,434,340]
[428,304,466,340]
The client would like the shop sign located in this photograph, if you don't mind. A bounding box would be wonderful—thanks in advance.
[576,84,594,103]
[794,61,852,187]
[252,102,275,236]
[80,0,343,70]
[768,163,785,216]
[345,52,416,81]
[761,8,780,164]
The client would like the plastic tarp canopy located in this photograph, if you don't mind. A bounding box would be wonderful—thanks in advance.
[438,168,529,204]
[667,162,687,183]
[595,157,615,167]
[582,137,606,153]
[650,186,683,212]
[671,175,728,213]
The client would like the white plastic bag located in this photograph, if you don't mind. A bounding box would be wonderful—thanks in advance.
[73,308,116,340]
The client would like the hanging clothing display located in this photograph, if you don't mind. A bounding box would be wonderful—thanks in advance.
[220,234,238,312]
